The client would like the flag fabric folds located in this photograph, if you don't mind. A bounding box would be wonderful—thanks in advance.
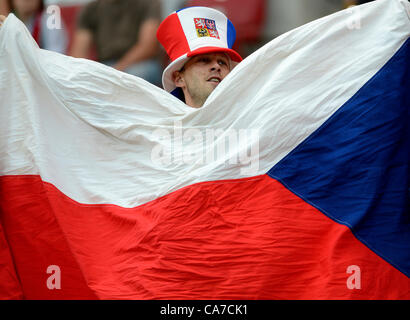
[0,0,409,299]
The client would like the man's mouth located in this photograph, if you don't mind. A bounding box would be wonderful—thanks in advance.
[207,76,221,84]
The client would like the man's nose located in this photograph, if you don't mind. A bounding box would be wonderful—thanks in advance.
[210,60,221,71]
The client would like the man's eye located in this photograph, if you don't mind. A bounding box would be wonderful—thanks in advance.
[218,60,228,66]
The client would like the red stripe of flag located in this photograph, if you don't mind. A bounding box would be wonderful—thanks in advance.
[1,175,408,299]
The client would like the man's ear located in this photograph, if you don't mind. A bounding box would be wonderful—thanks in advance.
[173,71,185,88]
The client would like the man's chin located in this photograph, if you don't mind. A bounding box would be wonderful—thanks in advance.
[207,81,220,89]
[186,84,217,107]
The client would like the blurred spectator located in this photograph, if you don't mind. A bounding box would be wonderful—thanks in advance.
[0,0,10,15]
[71,0,162,86]
[6,0,68,53]
[264,0,342,39]
[160,0,186,18]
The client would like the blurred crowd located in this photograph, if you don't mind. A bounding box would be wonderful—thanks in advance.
[0,0,374,88]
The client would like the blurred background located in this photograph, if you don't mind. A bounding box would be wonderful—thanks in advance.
[0,0,374,87]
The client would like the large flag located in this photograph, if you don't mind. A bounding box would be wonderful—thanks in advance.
[0,0,409,299]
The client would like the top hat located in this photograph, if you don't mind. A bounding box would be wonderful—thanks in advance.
[157,6,243,93]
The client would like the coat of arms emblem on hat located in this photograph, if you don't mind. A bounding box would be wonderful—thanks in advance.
[194,18,220,39]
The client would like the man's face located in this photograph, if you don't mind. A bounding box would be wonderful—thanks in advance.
[173,53,231,108]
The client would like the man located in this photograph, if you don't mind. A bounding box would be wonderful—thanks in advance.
[70,0,162,86]
[156,6,243,108]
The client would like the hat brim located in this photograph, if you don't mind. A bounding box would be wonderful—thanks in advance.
[162,47,242,92]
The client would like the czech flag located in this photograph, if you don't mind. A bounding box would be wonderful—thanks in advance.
[0,0,409,299]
